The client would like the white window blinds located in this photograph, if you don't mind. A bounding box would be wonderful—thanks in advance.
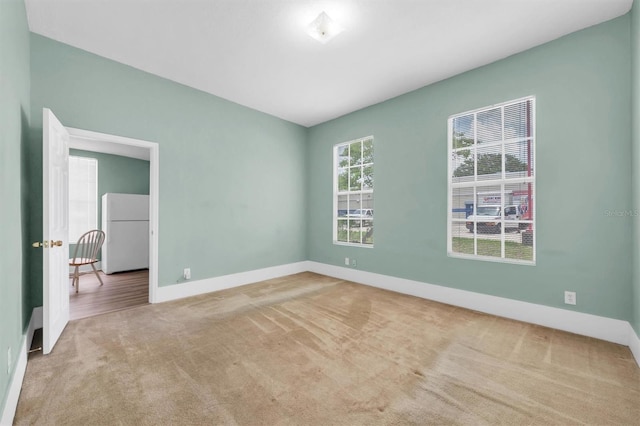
[68,156,98,242]
[448,97,535,264]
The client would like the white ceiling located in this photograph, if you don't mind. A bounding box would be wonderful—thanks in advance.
[25,0,632,127]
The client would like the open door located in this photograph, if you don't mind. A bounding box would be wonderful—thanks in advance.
[40,108,70,354]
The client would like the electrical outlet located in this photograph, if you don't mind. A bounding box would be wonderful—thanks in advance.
[7,347,11,374]
[183,268,191,280]
[344,257,349,266]
[351,259,357,267]
[564,291,576,305]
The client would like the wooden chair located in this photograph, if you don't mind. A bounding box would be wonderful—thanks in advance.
[69,229,106,293]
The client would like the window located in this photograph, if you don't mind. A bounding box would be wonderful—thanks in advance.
[68,156,98,241]
[448,97,535,264]
[334,136,374,246]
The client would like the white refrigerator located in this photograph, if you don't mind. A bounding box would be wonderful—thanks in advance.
[101,193,149,274]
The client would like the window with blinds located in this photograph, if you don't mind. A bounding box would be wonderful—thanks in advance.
[448,97,535,264]
[68,156,98,241]
[333,136,374,246]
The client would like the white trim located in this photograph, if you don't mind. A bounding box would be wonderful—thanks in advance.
[65,127,160,305]
[1,307,43,426]
[333,242,374,249]
[307,261,630,346]
[446,252,535,267]
[68,128,151,160]
[140,259,640,354]
[629,323,640,368]
[148,143,159,304]
[155,261,310,303]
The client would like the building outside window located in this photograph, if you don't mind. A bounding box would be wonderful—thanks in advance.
[448,97,535,264]
[333,136,374,246]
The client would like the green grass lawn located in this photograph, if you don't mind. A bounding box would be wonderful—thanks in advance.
[337,228,373,245]
[452,237,533,261]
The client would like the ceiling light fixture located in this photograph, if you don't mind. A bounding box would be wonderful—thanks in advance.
[306,11,344,44]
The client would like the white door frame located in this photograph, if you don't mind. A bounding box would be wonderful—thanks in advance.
[66,127,159,303]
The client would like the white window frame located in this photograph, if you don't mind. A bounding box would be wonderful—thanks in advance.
[333,136,374,247]
[68,156,98,242]
[447,96,536,264]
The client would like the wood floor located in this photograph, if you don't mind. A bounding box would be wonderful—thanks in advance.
[69,269,149,320]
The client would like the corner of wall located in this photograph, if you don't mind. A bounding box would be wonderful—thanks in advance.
[303,125,312,262]
[629,322,640,368]
[631,0,640,341]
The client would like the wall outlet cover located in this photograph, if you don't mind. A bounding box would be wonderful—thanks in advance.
[564,291,576,305]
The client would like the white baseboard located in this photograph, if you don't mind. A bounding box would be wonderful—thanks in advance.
[1,307,42,426]
[629,323,640,368]
[307,261,631,346]
[155,259,636,355]
[155,261,310,303]
[3,263,637,426]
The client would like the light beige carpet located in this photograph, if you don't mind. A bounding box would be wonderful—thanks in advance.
[14,272,640,425]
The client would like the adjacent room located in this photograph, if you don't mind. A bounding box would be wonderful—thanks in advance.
[67,147,150,320]
[1,0,639,424]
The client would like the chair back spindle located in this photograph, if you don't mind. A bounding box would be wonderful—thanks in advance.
[70,229,106,293]
[71,230,105,264]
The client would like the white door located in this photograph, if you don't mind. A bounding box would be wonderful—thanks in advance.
[42,108,70,354]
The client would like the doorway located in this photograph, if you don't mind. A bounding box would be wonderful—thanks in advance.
[41,109,159,354]
[67,148,151,319]
[66,127,159,311]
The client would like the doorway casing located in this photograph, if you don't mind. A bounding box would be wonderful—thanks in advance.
[67,127,159,303]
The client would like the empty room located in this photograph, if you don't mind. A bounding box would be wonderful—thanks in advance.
[1,0,639,424]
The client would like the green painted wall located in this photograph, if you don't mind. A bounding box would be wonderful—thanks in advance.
[68,149,150,259]
[1,5,636,422]
[632,3,640,337]
[29,34,307,305]
[307,16,632,321]
[0,0,30,413]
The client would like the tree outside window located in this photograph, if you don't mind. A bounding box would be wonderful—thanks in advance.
[334,137,374,246]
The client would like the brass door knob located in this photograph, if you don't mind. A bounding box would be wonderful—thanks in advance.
[32,240,63,248]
